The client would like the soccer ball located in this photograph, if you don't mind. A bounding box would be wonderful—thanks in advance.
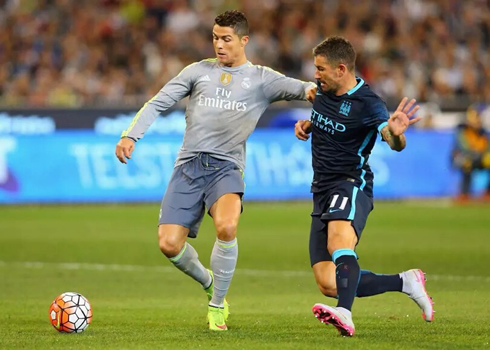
[49,292,92,333]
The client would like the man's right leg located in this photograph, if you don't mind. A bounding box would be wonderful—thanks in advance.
[317,220,359,337]
[157,160,213,305]
[158,224,212,290]
[309,206,356,336]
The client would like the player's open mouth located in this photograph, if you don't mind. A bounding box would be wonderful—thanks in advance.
[217,53,226,58]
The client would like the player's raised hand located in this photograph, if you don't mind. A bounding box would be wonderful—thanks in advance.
[115,137,135,164]
[306,86,317,103]
[388,97,421,136]
[295,120,312,141]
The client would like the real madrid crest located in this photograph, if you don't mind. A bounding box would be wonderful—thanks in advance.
[241,77,251,90]
[220,72,232,86]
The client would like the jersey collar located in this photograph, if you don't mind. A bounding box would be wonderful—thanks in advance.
[219,61,252,72]
[346,77,365,96]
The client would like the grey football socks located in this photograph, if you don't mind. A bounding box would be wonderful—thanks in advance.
[169,242,212,288]
[210,238,238,307]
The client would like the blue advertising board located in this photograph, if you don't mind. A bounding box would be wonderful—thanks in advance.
[0,130,487,203]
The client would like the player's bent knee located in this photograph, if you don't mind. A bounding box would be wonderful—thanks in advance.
[317,282,337,298]
[158,236,182,258]
[214,219,238,241]
[328,226,348,242]
[312,261,337,297]
[327,221,358,253]
[315,275,337,297]
[158,229,184,258]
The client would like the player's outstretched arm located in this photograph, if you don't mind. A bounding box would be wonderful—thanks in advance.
[115,137,135,164]
[261,67,316,103]
[381,97,421,152]
[306,86,317,103]
[115,62,198,163]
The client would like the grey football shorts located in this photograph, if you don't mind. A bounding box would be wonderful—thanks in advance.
[159,153,245,238]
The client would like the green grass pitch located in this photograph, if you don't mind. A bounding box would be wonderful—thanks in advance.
[1,201,489,349]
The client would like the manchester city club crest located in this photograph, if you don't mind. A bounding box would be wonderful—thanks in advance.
[241,77,251,89]
[339,100,352,117]
[220,72,232,85]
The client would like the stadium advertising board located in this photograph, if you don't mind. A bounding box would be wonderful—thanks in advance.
[0,129,487,203]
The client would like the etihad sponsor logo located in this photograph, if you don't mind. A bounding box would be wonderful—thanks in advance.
[311,108,346,134]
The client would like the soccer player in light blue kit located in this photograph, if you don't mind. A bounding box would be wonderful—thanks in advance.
[115,10,315,331]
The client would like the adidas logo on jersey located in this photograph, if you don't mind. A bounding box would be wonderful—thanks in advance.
[197,75,211,83]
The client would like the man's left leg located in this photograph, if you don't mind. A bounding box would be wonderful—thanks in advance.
[199,155,244,331]
[314,262,434,322]
[206,193,241,331]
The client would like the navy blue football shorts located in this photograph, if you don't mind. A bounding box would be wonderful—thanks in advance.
[309,181,373,266]
[159,153,244,238]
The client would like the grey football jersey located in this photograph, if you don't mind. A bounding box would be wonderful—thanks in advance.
[122,59,314,170]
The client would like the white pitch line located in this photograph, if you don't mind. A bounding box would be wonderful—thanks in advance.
[1,261,490,282]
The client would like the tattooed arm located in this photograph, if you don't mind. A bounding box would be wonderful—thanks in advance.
[380,97,421,152]
[380,126,406,151]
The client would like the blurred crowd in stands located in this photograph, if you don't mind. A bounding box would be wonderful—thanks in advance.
[1,0,490,108]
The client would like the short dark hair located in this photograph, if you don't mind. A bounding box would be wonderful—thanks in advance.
[214,10,249,37]
[313,36,356,71]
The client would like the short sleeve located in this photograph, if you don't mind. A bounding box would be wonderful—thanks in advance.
[364,98,390,134]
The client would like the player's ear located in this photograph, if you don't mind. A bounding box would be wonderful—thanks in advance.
[337,64,347,77]
[240,35,249,47]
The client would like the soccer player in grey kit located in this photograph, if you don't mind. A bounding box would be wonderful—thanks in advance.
[115,10,315,331]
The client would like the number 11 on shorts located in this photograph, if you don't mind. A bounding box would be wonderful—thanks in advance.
[329,194,348,212]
